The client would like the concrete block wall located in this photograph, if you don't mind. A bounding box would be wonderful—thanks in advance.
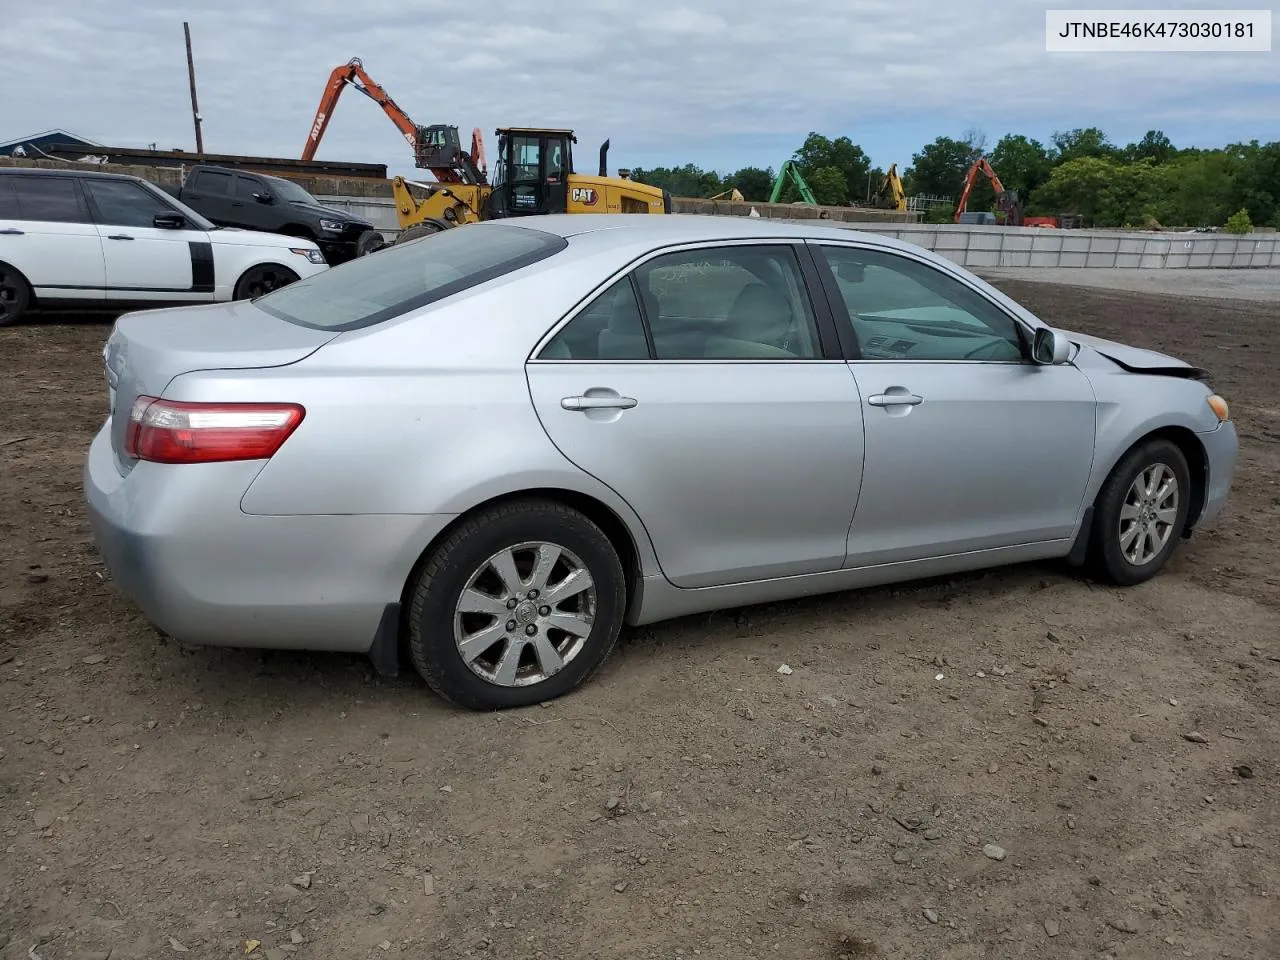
[824,222,1280,270]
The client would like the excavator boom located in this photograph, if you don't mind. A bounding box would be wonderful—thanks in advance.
[953,156,1019,224]
[302,57,486,185]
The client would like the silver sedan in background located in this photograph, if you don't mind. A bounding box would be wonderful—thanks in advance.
[84,214,1238,710]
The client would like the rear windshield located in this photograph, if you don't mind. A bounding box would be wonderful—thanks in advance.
[254,223,567,331]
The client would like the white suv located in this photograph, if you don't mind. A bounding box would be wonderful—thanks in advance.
[0,168,330,326]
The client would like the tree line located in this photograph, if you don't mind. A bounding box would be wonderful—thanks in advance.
[630,129,1280,231]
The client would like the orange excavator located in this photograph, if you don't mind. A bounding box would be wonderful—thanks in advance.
[302,57,487,186]
[953,156,1023,226]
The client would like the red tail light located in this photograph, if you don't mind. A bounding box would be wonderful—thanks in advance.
[125,397,305,464]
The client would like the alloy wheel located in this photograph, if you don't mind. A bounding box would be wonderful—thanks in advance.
[1118,462,1179,566]
[452,540,597,687]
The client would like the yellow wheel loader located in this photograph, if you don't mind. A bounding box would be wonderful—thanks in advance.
[392,127,671,242]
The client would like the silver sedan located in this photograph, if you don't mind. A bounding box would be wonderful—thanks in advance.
[84,214,1238,709]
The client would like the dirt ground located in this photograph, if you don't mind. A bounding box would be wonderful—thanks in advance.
[1,281,1278,960]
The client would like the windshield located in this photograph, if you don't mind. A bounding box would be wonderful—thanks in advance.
[268,176,320,206]
[254,223,568,331]
[141,181,216,231]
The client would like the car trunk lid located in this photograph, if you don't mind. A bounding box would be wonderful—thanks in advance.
[103,300,337,474]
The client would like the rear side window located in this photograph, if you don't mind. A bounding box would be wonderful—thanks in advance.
[255,223,568,331]
[191,170,233,194]
[9,176,89,223]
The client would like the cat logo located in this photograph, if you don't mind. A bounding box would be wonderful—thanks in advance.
[571,187,598,206]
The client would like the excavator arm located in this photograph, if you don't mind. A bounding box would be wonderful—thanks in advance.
[770,161,818,205]
[302,57,486,185]
[873,163,908,212]
[953,156,1009,222]
[303,57,420,162]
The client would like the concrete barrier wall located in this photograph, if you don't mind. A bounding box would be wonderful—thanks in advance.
[830,222,1280,270]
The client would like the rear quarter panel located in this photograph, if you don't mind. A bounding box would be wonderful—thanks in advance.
[167,249,666,573]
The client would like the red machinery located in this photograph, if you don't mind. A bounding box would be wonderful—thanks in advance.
[301,57,486,185]
[953,156,1022,226]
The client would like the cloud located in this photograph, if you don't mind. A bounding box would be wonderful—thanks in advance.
[1,0,1274,176]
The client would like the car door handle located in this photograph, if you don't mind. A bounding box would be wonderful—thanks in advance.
[0,228,23,235]
[106,234,135,241]
[561,395,638,411]
[867,392,923,407]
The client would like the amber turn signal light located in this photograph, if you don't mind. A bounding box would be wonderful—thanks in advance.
[1207,394,1230,422]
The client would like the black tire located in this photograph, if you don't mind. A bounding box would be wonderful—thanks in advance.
[1086,438,1191,586]
[395,220,451,244]
[232,263,300,301]
[355,229,386,257]
[406,499,627,710]
[0,261,32,327]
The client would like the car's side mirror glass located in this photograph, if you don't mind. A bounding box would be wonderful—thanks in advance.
[1033,326,1070,364]
[253,192,273,204]
[153,213,186,229]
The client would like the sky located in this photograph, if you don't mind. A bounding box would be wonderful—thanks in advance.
[1,0,1275,186]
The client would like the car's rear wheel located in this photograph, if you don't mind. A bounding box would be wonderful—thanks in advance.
[1087,438,1191,586]
[0,262,32,327]
[355,228,386,257]
[406,499,627,710]
[233,264,300,300]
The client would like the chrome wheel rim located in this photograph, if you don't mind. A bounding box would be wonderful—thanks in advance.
[1118,462,1179,566]
[452,541,597,687]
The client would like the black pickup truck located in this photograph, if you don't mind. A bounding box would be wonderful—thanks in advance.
[164,164,385,264]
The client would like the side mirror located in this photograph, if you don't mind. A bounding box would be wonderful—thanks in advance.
[1032,326,1071,365]
[253,192,273,204]
[153,213,186,229]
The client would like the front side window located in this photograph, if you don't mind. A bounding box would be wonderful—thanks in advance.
[84,179,176,228]
[634,245,822,359]
[11,176,88,223]
[255,223,567,331]
[233,175,266,200]
[817,244,1025,362]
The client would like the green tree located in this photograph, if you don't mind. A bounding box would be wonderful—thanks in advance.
[1122,130,1176,165]
[727,165,775,202]
[1224,207,1253,234]
[630,163,722,198]
[807,166,850,205]
[1149,152,1239,227]
[1029,156,1163,226]
[988,135,1053,199]
[1229,139,1280,227]
[903,135,983,200]
[1051,127,1118,162]
[791,133,870,203]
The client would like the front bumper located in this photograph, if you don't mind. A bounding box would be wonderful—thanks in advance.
[83,425,456,653]
[1193,419,1238,530]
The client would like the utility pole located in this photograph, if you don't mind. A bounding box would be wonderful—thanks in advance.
[183,21,204,154]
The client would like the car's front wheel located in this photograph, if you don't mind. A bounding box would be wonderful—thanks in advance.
[406,499,627,710]
[1087,437,1191,586]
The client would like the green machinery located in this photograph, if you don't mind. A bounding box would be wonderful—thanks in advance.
[769,160,818,205]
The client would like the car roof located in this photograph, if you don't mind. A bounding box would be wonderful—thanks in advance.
[486,212,930,258]
[0,166,145,183]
